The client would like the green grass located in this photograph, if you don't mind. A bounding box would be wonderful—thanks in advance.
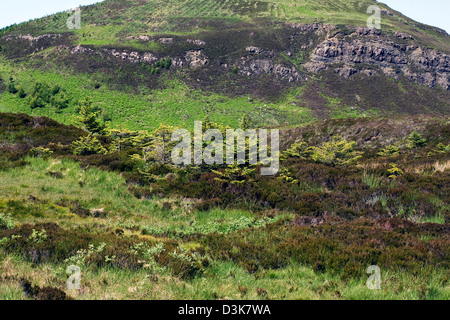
[362,171,383,189]
[0,157,286,236]
[1,0,431,34]
[0,56,315,130]
[1,251,448,300]
[320,92,380,118]
[418,215,446,225]
[3,0,449,52]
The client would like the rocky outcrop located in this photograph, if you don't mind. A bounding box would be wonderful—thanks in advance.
[1,33,68,56]
[71,44,94,54]
[187,39,206,46]
[304,28,450,90]
[158,38,174,44]
[3,34,62,43]
[48,23,450,90]
[68,45,159,64]
[102,48,158,64]
[184,50,209,67]
[237,59,303,82]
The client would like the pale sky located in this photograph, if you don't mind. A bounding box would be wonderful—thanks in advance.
[0,0,104,29]
[381,0,450,33]
[0,0,449,33]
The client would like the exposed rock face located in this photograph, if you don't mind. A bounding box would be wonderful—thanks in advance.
[71,44,94,54]
[126,35,152,42]
[184,50,209,67]
[238,58,303,82]
[158,38,174,44]
[102,48,158,64]
[3,34,62,43]
[187,39,206,46]
[68,45,159,64]
[7,23,448,91]
[246,46,264,54]
[304,27,450,90]
[2,33,68,55]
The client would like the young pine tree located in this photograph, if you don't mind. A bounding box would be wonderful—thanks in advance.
[76,98,106,134]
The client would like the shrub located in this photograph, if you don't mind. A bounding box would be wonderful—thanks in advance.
[7,78,18,94]
[165,246,209,280]
[434,143,450,154]
[18,88,27,98]
[50,91,70,110]
[155,58,172,69]
[29,147,53,159]
[212,165,256,184]
[310,136,362,167]
[20,278,72,300]
[27,228,48,244]
[0,213,15,230]
[72,134,108,156]
[407,131,427,148]
[240,114,251,130]
[75,98,106,134]
[387,163,404,179]
[378,145,400,157]
[282,140,314,160]
[29,96,46,109]
[31,82,52,102]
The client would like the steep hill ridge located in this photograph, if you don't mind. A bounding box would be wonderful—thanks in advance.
[0,0,449,129]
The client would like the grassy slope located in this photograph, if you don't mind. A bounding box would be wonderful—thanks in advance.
[5,0,449,41]
[0,55,314,130]
[0,112,448,300]
[1,157,448,300]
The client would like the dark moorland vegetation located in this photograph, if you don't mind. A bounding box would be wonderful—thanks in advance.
[0,112,448,299]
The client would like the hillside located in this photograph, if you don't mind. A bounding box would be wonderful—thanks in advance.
[0,1,449,301]
[0,0,449,129]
